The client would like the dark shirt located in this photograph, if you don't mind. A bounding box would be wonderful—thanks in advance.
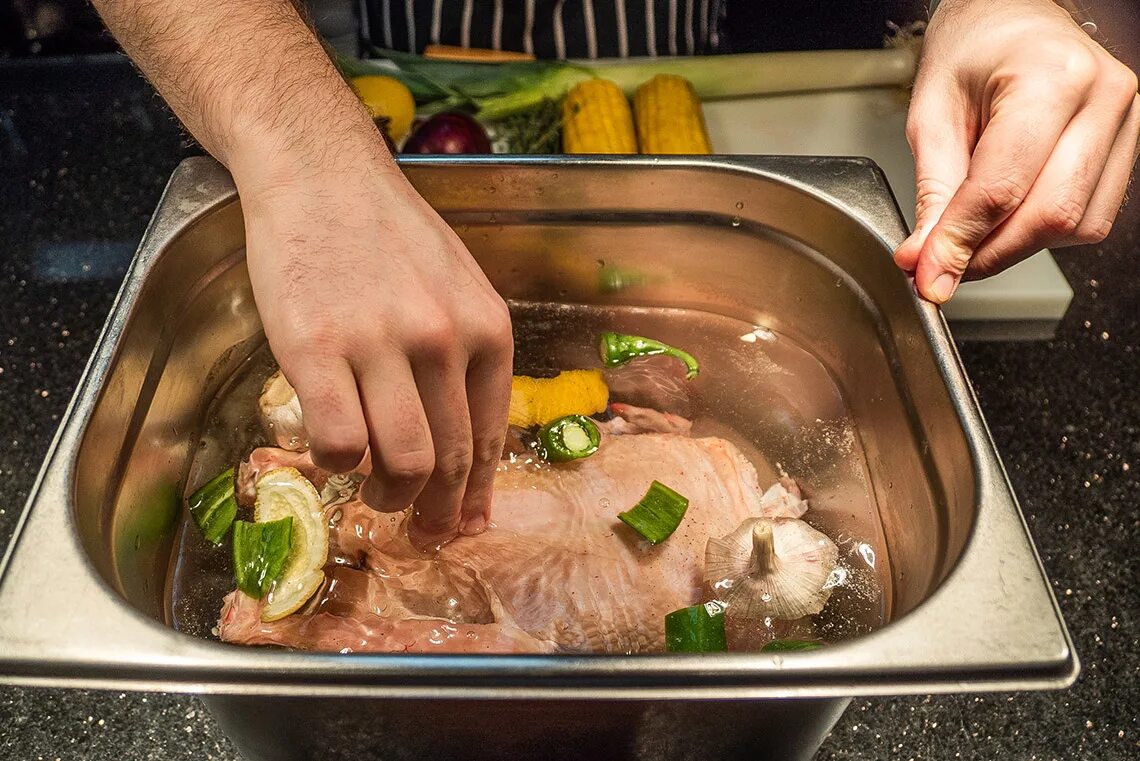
[359,1,926,59]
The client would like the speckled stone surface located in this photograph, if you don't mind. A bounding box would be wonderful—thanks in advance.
[1,73,1137,761]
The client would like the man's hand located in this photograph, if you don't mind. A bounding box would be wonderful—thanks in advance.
[895,0,1140,302]
[239,151,513,551]
[91,0,513,549]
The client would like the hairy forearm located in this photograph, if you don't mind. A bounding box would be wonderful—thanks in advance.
[91,0,389,183]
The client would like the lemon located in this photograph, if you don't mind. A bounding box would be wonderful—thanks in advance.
[350,75,416,140]
[254,467,328,622]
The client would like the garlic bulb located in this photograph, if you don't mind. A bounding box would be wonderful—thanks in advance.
[259,370,308,451]
[705,517,838,620]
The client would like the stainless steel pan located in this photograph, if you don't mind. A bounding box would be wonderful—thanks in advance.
[0,156,1076,760]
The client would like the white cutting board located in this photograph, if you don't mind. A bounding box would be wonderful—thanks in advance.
[702,89,1074,339]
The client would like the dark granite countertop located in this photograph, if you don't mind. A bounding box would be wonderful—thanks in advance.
[1,67,1137,761]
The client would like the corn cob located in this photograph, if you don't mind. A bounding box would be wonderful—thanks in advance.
[508,370,609,429]
[561,79,638,154]
[632,74,712,154]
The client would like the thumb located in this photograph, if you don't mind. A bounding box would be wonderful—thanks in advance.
[894,82,972,274]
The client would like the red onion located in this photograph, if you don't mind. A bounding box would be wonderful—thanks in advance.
[401,112,492,155]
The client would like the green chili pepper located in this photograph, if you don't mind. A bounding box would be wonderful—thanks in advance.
[537,414,601,462]
[597,331,700,379]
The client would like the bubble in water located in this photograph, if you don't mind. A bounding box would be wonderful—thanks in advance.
[703,600,727,616]
[599,498,611,509]
[735,201,744,210]
[466,632,477,640]
[730,216,741,227]
[760,592,772,602]
[857,543,876,569]
[823,567,848,589]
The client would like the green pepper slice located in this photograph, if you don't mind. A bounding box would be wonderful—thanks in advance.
[232,517,293,599]
[188,467,238,545]
[537,414,601,462]
[665,602,728,652]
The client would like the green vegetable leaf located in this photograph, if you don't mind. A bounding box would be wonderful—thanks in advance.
[188,467,238,545]
[618,480,689,544]
[232,518,293,599]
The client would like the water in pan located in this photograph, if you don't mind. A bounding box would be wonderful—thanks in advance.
[166,301,888,650]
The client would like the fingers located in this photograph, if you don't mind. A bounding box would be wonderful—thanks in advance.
[894,77,974,272]
[458,306,514,537]
[1076,92,1140,238]
[283,357,368,473]
[915,75,1089,302]
[355,300,512,551]
[407,352,474,549]
[966,87,1136,278]
[357,359,435,517]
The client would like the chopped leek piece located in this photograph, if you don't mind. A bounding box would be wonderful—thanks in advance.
[665,601,728,652]
[618,480,689,544]
[538,414,601,462]
[188,467,238,545]
[762,639,823,653]
[232,517,293,599]
[597,331,700,379]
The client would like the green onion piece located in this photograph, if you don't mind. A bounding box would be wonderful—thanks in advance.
[665,601,728,652]
[762,639,824,653]
[597,331,700,379]
[232,517,293,599]
[188,467,238,545]
[618,480,689,544]
[537,414,601,462]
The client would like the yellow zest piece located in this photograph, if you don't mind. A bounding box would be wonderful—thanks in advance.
[632,74,712,155]
[350,75,416,140]
[254,467,328,622]
[508,370,609,429]
[562,78,638,154]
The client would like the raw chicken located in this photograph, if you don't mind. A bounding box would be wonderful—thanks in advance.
[221,422,810,654]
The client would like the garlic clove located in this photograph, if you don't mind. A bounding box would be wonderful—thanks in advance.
[259,370,308,452]
[758,478,809,519]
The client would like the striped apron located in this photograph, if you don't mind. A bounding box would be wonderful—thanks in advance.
[359,0,724,60]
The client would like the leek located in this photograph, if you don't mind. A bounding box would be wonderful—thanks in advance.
[619,480,689,544]
[339,48,918,120]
